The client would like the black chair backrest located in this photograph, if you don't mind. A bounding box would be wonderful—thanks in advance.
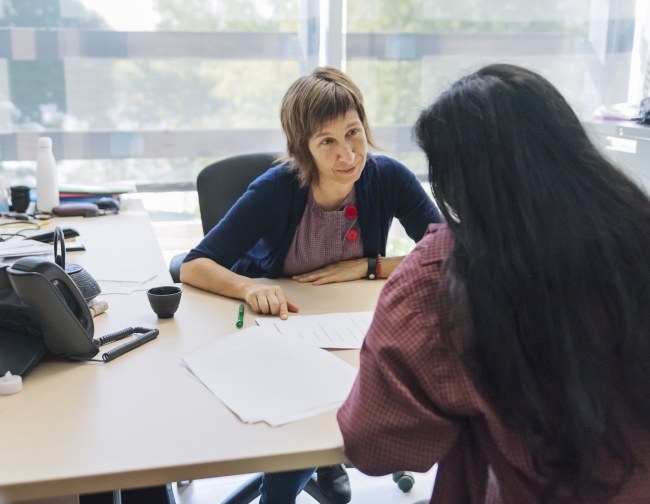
[197,153,280,236]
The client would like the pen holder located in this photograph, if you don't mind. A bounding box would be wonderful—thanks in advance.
[147,286,182,318]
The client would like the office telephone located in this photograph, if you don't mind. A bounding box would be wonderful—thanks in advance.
[0,257,99,376]
[0,256,160,377]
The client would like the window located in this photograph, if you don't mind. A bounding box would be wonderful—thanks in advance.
[0,0,644,212]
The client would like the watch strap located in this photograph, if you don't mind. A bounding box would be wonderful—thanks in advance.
[366,256,378,280]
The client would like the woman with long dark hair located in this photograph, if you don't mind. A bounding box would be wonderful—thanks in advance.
[337,64,650,502]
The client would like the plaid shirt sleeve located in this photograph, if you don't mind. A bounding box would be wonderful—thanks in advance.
[337,224,462,477]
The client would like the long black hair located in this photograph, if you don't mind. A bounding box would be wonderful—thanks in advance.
[414,64,650,500]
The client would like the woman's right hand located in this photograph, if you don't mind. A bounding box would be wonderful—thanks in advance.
[244,283,299,319]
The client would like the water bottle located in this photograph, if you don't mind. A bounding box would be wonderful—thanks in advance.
[36,137,60,212]
[0,176,9,213]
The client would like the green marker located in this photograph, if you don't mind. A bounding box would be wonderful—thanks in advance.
[236,304,245,328]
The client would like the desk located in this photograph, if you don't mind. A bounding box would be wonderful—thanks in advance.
[23,200,172,285]
[0,205,385,503]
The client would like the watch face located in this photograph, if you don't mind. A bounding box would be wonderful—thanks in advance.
[368,274,376,279]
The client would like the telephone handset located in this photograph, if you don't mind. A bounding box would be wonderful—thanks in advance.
[0,257,99,376]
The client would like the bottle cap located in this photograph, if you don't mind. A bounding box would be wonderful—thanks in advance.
[0,371,22,395]
[38,137,52,148]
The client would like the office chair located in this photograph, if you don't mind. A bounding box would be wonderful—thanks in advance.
[170,152,417,503]
[215,469,416,504]
[169,153,280,283]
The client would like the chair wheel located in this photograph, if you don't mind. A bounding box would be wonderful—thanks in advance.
[394,472,414,492]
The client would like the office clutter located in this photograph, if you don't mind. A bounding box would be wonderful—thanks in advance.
[256,311,374,349]
[26,226,79,243]
[2,135,127,218]
[0,239,52,257]
[52,198,120,217]
[592,99,650,124]
[640,97,650,125]
[592,102,641,121]
[0,371,22,395]
[36,137,60,212]
[182,326,358,426]
[88,298,109,317]
[0,178,9,213]
[53,202,103,217]
[58,182,134,205]
[9,186,31,213]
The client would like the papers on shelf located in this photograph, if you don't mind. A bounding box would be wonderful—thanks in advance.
[58,182,136,194]
[182,326,358,427]
[255,311,374,349]
[593,103,641,121]
[0,240,52,258]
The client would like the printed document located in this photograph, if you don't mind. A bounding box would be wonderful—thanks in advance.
[0,240,52,258]
[182,326,358,426]
[255,311,374,349]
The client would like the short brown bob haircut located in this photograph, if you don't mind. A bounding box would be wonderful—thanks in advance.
[279,66,377,187]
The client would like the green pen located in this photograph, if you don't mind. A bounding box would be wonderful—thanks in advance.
[236,304,245,328]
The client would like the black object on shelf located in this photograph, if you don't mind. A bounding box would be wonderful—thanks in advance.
[640,97,650,125]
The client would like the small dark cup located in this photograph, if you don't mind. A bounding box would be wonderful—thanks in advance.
[10,186,31,213]
[147,286,182,318]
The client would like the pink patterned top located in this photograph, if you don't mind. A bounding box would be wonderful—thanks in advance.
[339,224,650,503]
[282,186,364,276]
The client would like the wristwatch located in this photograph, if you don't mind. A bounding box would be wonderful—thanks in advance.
[366,256,378,280]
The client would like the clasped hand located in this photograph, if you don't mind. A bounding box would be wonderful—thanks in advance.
[292,258,368,285]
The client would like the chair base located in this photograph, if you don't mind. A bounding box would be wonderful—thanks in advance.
[218,469,415,503]
[219,473,340,504]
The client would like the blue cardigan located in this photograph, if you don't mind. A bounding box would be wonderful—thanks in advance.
[184,155,441,278]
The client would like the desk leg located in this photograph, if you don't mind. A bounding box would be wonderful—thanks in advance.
[111,491,121,504]
[13,496,79,504]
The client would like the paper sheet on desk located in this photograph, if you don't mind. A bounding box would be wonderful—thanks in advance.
[182,327,358,426]
[96,274,157,294]
[0,240,52,258]
[255,311,374,349]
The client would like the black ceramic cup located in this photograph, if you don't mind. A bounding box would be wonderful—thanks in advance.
[10,186,31,213]
[146,286,182,318]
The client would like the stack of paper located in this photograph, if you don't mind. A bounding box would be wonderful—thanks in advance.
[256,311,374,349]
[0,240,52,258]
[182,327,358,426]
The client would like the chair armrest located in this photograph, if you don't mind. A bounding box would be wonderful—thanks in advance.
[169,252,188,283]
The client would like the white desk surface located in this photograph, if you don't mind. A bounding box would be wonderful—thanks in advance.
[18,199,172,285]
[0,205,386,503]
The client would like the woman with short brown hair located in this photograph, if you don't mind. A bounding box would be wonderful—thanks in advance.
[181,66,441,503]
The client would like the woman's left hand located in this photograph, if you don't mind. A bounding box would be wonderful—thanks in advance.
[292,259,368,285]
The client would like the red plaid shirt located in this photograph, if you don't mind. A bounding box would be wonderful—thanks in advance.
[338,224,650,503]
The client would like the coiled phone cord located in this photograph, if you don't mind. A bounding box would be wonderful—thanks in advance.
[70,327,159,363]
